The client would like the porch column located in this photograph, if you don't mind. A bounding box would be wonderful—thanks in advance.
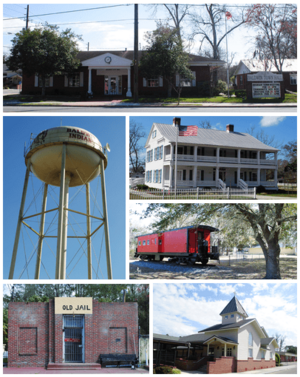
[170,165,173,188]
[238,149,241,163]
[217,147,220,163]
[88,68,92,94]
[224,343,227,357]
[126,67,132,97]
[257,168,261,185]
[162,166,164,187]
[193,166,197,187]
[216,167,219,187]
[194,146,197,162]
[257,151,260,165]
[237,167,241,185]
[274,169,278,184]
[170,143,174,162]
[207,342,210,356]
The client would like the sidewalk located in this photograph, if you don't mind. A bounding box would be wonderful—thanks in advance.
[3,99,297,108]
[239,364,297,374]
[3,367,148,374]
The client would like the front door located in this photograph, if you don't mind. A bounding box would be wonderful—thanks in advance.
[64,315,84,363]
[104,76,122,95]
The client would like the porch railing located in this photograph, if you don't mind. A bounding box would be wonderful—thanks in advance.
[217,179,226,191]
[219,157,238,163]
[240,158,258,164]
[238,178,248,191]
[197,156,217,162]
[260,159,277,165]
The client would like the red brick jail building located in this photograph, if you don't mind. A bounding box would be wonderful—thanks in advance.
[8,297,139,369]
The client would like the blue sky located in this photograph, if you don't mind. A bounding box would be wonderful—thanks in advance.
[4,4,262,64]
[153,283,297,346]
[3,116,126,280]
[130,116,297,161]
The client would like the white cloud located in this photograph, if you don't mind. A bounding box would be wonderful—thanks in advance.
[260,116,286,127]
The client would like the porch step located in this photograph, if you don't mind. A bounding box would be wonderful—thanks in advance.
[47,363,101,370]
[197,364,207,374]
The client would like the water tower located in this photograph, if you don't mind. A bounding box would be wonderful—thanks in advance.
[9,126,112,279]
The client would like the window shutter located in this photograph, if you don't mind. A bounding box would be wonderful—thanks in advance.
[143,78,147,87]
[64,75,68,87]
[159,76,163,87]
[49,76,53,87]
[192,71,196,87]
[34,74,39,87]
[176,74,179,86]
[80,72,84,87]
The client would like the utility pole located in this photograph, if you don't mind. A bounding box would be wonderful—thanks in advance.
[133,4,139,103]
[26,5,29,30]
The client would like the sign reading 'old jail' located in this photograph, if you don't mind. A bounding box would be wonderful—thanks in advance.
[55,297,93,314]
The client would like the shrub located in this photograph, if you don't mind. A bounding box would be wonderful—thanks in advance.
[256,185,266,194]
[213,80,227,95]
[275,353,281,366]
[155,366,181,374]
[3,358,8,363]
[234,89,246,98]
[136,184,149,190]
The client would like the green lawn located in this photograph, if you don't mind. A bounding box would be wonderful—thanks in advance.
[123,93,297,104]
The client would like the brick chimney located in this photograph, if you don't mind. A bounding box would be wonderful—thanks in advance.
[226,124,234,133]
[173,117,181,127]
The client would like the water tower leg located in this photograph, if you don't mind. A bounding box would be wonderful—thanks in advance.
[100,159,113,279]
[60,176,70,279]
[86,183,92,279]
[34,183,48,279]
[55,144,66,279]
[9,160,31,279]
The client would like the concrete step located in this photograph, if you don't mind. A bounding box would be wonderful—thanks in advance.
[47,363,101,370]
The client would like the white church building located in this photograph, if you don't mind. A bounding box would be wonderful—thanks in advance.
[145,118,279,190]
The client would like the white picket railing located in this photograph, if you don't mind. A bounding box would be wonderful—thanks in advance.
[219,157,238,163]
[260,159,277,165]
[197,156,217,162]
[130,187,256,200]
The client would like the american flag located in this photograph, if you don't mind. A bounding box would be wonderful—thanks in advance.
[179,125,198,136]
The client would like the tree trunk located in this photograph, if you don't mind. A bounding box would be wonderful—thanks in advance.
[167,82,172,98]
[264,243,281,279]
[42,76,46,97]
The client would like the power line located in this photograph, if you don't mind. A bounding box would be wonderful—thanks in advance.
[3,4,131,21]
[3,18,158,30]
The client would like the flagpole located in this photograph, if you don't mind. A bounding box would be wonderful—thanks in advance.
[174,125,178,199]
[225,12,230,98]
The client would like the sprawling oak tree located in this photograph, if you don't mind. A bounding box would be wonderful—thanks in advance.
[143,203,296,279]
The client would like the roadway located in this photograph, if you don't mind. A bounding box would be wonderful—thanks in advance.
[3,106,297,113]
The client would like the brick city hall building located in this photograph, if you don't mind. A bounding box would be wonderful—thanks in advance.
[8,297,139,369]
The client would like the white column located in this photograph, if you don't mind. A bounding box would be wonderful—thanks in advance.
[257,168,261,185]
[257,151,260,165]
[170,165,173,188]
[216,167,219,187]
[238,167,241,186]
[60,174,71,279]
[274,169,278,184]
[88,68,93,94]
[207,343,210,356]
[193,166,197,187]
[224,344,227,357]
[170,144,174,162]
[217,147,220,163]
[126,67,132,97]
[238,149,241,163]
[194,146,197,162]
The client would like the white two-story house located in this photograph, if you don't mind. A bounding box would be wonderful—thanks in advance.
[145,118,279,190]
[154,296,279,374]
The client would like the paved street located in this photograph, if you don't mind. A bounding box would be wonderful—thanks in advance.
[3,105,297,113]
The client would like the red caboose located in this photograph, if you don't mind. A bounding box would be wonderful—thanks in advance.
[135,225,219,265]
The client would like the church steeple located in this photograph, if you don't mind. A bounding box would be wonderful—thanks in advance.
[220,296,248,324]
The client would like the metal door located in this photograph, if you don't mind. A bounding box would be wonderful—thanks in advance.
[64,315,84,363]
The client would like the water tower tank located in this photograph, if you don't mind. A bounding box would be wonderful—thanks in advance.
[25,126,107,187]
